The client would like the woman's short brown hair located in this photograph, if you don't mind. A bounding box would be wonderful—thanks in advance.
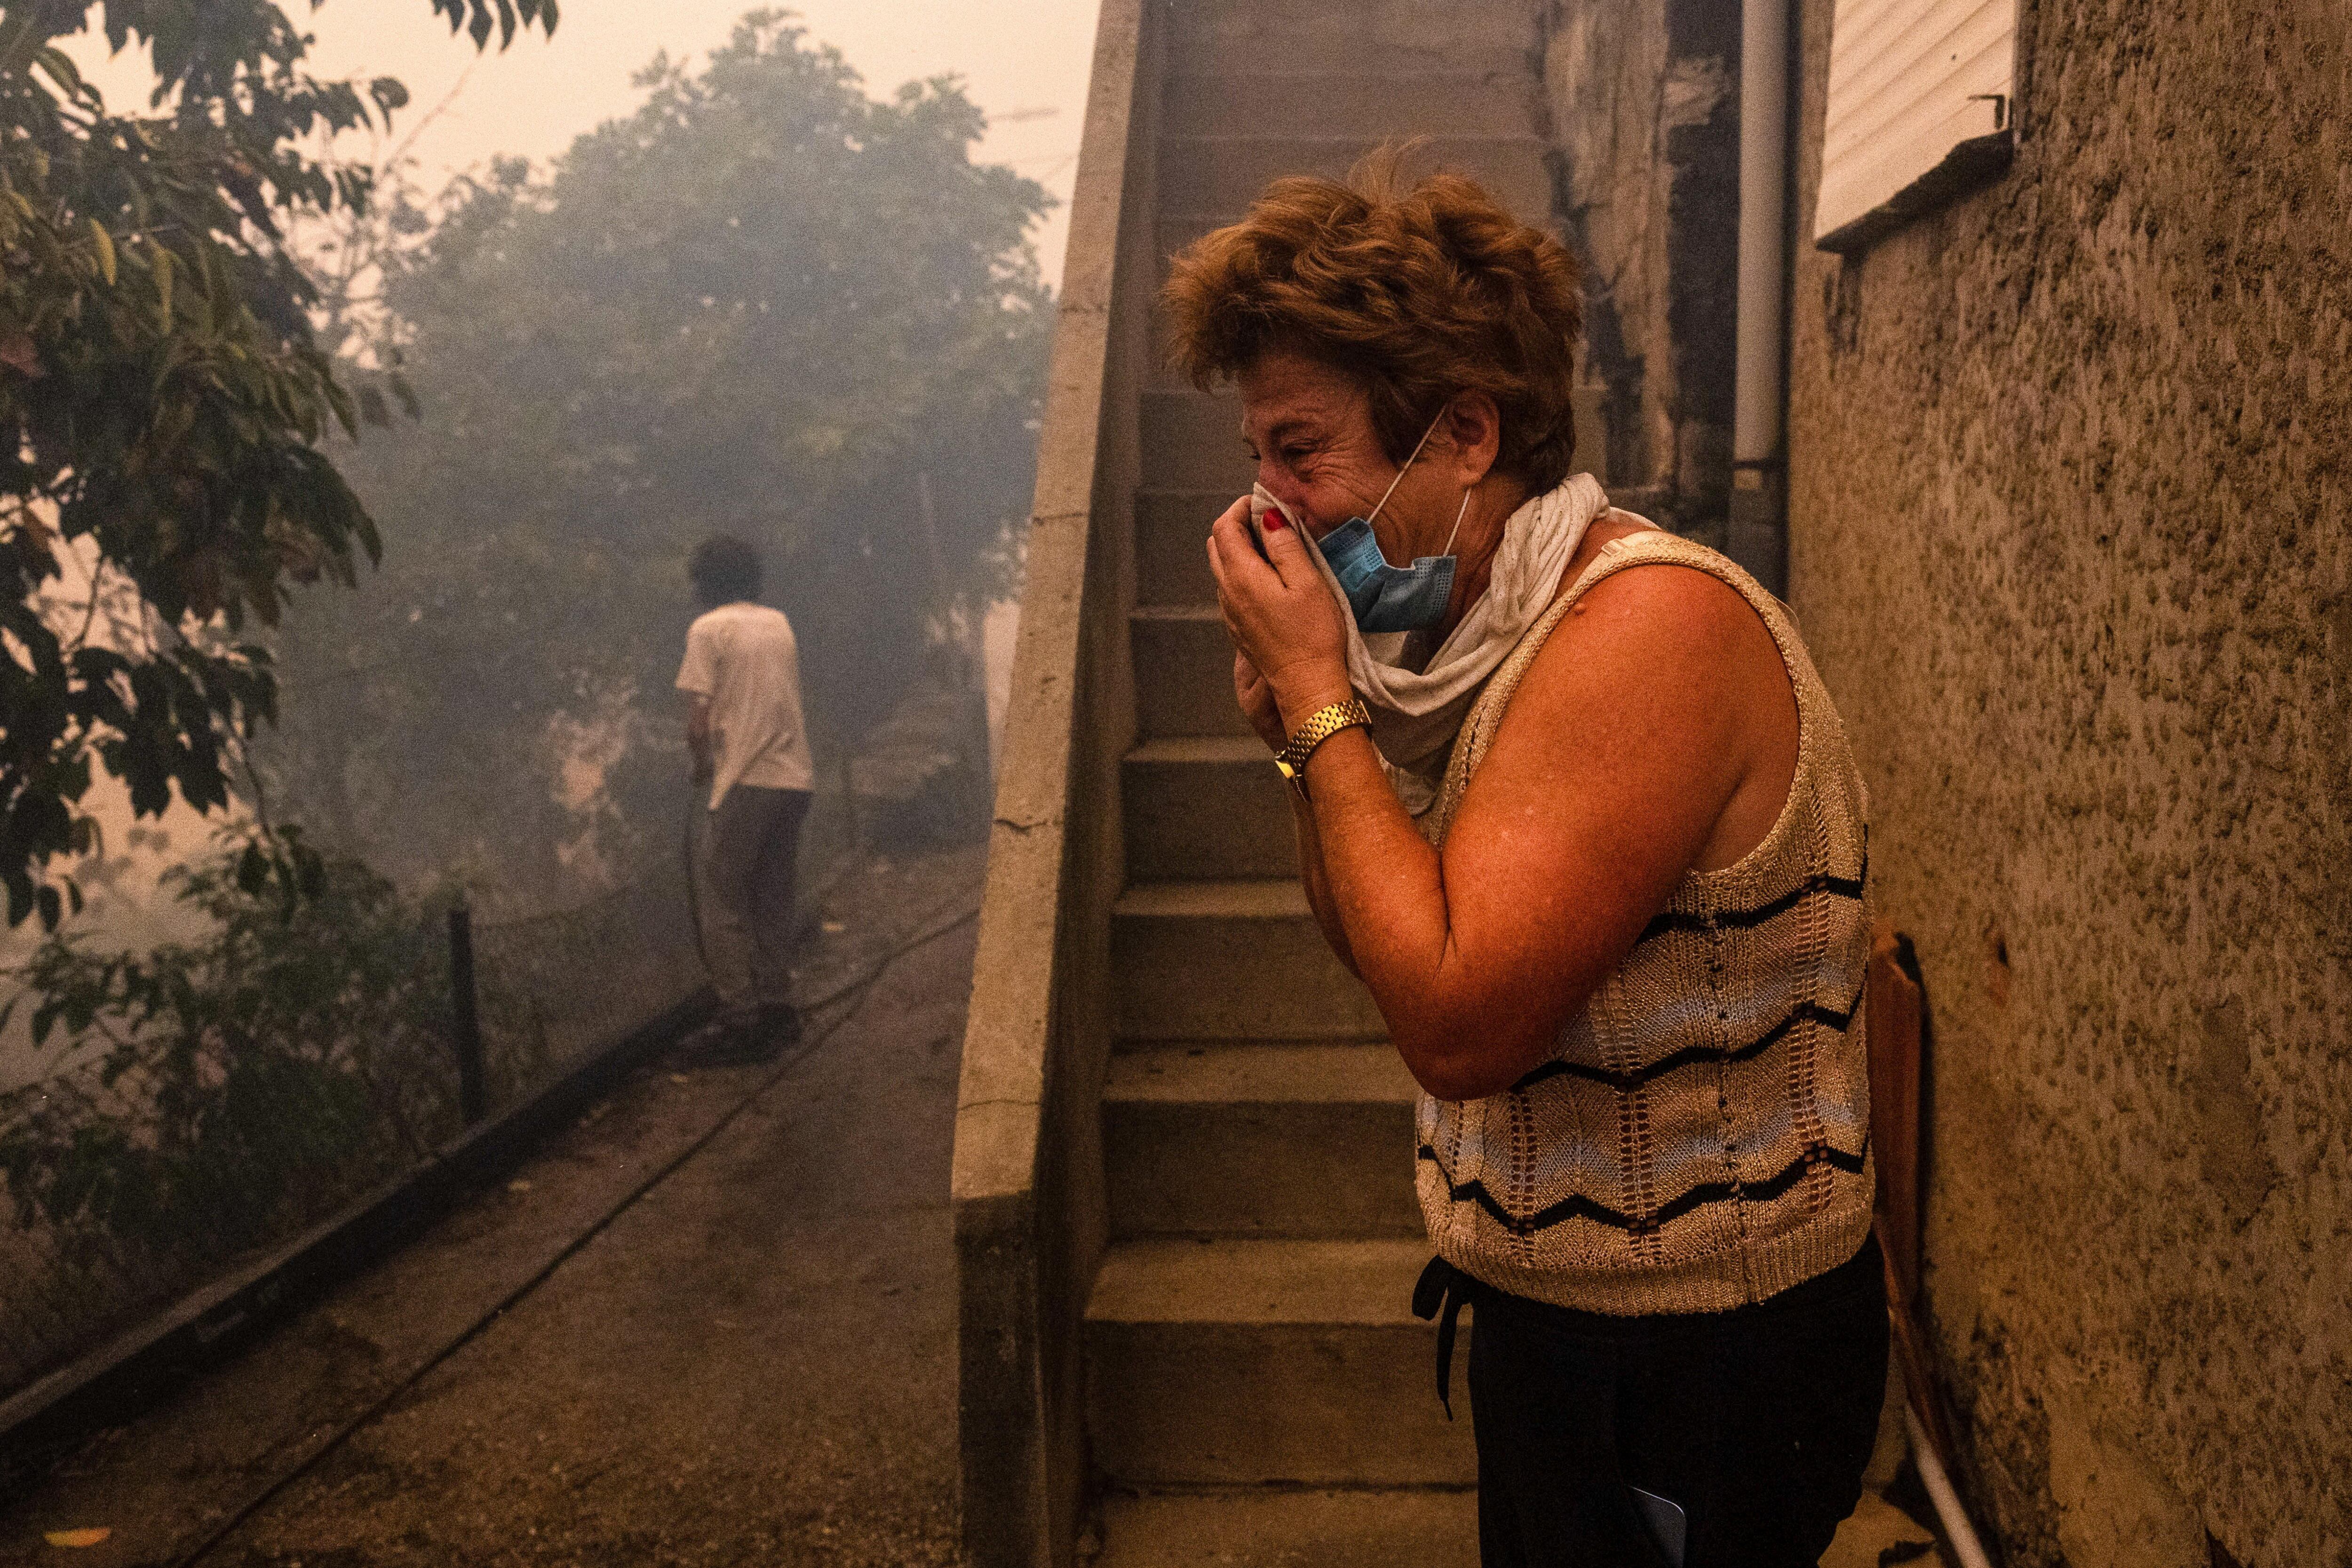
[1162,153,1584,493]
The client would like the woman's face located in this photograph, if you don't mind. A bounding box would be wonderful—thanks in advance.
[1237,350,1463,561]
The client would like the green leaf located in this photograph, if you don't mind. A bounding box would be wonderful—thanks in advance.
[32,46,87,100]
[87,220,116,287]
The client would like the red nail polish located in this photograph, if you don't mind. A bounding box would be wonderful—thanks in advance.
[1262,511,1287,532]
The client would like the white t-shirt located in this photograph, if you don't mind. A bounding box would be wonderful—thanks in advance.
[675,602,816,809]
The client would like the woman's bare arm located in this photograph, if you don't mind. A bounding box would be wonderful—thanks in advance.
[1290,791,1358,975]
[1233,648,1358,972]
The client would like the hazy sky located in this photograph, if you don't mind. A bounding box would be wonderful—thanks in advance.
[68,0,1103,285]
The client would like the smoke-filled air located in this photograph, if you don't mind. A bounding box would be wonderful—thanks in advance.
[5,1,2345,1564]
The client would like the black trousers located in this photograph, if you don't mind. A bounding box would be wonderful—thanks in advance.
[1460,1235,1888,1568]
[696,785,811,1015]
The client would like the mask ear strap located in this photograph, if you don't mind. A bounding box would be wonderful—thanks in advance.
[1365,405,1450,526]
[1439,488,1472,557]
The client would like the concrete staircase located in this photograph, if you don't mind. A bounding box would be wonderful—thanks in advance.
[1083,4,1554,1560]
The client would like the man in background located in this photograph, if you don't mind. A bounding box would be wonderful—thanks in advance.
[678,535,814,1056]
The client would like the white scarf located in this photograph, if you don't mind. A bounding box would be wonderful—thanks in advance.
[1252,473,1615,815]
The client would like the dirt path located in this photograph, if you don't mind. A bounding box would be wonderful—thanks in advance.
[5,846,985,1568]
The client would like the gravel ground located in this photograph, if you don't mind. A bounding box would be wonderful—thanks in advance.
[4,845,985,1568]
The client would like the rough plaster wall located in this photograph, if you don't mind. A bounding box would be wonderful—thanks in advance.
[1783,0,2351,1562]
[1541,0,1739,541]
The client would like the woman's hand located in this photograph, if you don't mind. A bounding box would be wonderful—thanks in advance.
[1233,650,1287,752]
[1206,496,1353,732]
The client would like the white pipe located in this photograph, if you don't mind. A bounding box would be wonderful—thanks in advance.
[1733,0,1790,468]
[1905,1405,1996,1568]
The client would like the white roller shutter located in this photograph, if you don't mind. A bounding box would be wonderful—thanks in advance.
[1813,0,2017,251]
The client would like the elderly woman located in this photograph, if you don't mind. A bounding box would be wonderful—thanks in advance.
[1164,166,1887,1568]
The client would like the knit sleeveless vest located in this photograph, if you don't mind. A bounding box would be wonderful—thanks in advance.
[1414,529,1875,1316]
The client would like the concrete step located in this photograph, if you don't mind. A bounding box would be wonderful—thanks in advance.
[1141,388,1254,493]
[1173,39,1540,84]
[1112,879,1384,1041]
[1135,489,1230,606]
[1096,1488,1479,1568]
[1162,72,1545,141]
[1130,606,1253,741]
[1106,1043,1422,1239]
[1086,1238,1474,1486]
[1124,736,1295,882]
[1158,135,1554,227]
[1167,0,1542,80]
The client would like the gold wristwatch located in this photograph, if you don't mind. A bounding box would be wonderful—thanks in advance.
[1273,698,1372,800]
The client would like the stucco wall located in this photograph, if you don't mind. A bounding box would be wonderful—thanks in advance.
[1784,1,2350,1562]
[1541,0,1740,542]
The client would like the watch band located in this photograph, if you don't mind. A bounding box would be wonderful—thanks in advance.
[1273,698,1372,795]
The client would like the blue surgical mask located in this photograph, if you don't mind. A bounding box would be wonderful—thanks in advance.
[1318,517,1459,633]
[1315,411,1470,634]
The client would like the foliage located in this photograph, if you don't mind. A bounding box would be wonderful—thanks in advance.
[0,834,456,1265]
[0,0,557,928]
[264,12,1054,900]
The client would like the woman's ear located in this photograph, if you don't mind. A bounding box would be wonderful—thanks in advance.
[1442,393,1503,486]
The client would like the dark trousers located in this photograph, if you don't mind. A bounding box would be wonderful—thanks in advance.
[695,785,811,1016]
[1466,1235,1888,1568]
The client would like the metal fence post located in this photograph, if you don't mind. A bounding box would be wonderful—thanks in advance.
[448,902,487,1124]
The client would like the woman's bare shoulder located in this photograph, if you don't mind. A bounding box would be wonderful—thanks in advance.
[1445,528,1779,940]
[1544,510,1658,607]
[1548,534,1770,663]
[1511,536,1799,871]
[1513,539,1794,774]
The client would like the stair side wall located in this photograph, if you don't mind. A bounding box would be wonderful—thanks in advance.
[951,1,1163,1562]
